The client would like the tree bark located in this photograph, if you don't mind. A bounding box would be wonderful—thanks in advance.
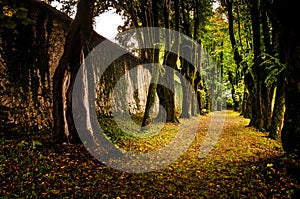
[268,10,285,139]
[261,2,275,131]
[52,19,81,144]
[276,7,300,155]
[179,0,193,118]
[269,75,285,139]
[248,0,264,129]
[267,0,300,155]
[225,0,243,69]
[156,0,178,123]
[142,0,161,127]
[52,0,94,144]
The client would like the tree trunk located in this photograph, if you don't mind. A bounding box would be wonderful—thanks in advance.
[261,84,275,130]
[224,0,247,114]
[278,24,300,154]
[155,0,178,123]
[281,50,300,154]
[241,90,252,118]
[142,0,160,127]
[225,0,243,69]
[52,19,81,144]
[228,71,239,111]
[268,9,285,139]
[269,0,300,155]
[52,0,94,144]
[261,2,275,131]
[248,0,264,130]
[179,0,193,118]
[180,64,192,118]
[66,0,94,144]
[269,76,285,139]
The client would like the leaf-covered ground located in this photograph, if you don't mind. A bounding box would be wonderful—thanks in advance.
[1,110,299,198]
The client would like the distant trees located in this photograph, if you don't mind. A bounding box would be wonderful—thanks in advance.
[219,0,285,134]
[217,0,299,155]
[115,0,215,123]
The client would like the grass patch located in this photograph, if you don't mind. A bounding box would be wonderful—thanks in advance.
[98,115,179,153]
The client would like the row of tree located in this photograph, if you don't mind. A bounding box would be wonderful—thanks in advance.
[17,0,299,155]
[50,0,221,144]
[215,0,300,155]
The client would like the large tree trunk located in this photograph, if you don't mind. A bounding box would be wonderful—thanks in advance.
[156,0,178,123]
[228,71,239,111]
[192,74,201,115]
[156,53,177,122]
[248,0,264,129]
[268,11,285,139]
[281,48,300,154]
[52,19,81,144]
[142,0,161,127]
[261,2,276,131]
[180,61,192,118]
[269,0,300,155]
[179,0,193,118]
[243,72,254,119]
[66,0,94,144]
[278,22,300,155]
[191,0,201,116]
[241,90,252,118]
[52,0,94,144]
[225,0,243,69]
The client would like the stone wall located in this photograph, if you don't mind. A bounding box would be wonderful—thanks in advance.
[0,0,69,134]
[0,0,156,135]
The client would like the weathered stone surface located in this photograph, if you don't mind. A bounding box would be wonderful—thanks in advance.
[0,0,157,134]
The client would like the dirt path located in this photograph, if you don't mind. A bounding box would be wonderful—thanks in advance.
[1,110,299,198]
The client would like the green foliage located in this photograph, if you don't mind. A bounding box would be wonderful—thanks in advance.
[260,53,286,86]
[32,140,43,150]
[15,140,43,150]
[198,89,208,107]
[226,96,234,107]
[0,5,34,32]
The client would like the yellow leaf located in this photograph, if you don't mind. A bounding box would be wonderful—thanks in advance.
[52,190,60,194]
[4,10,13,17]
